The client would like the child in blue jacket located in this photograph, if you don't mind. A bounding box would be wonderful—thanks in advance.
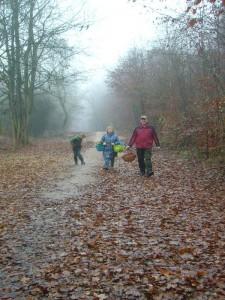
[101,126,119,170]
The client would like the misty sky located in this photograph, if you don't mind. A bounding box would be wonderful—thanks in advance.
[64,0,186,130]
[73,0,186,86]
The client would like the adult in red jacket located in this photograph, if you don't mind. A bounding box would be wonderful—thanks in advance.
[127,115,160,176]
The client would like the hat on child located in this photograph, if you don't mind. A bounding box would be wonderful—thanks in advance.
[80,133,86,138]
[140,115,148,120]
[106,126,114,131]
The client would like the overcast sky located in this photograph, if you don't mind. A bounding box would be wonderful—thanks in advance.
[64,0,186,129]
[71,0,186,84]
[77,0,156,81]
[82,0,156,68]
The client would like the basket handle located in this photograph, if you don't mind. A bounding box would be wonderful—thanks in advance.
[124,147,134,153]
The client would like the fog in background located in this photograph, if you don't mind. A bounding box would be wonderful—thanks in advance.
[66,0,186,132]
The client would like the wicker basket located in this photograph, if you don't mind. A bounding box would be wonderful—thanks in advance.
[121,151,136,162]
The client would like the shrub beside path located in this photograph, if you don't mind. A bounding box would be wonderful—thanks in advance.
[0,132,224,300]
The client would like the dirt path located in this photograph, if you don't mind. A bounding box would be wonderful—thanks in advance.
[1,132,106,299]
[0,132,128,299]
[0,133,224,300]
[41,132,105,201]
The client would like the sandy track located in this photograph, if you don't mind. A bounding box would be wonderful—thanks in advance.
[42,132,105,201]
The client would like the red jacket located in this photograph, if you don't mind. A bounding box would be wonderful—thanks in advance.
[128,122,160,149]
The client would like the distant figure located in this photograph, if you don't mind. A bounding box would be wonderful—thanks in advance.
[126,115,160,176]
[100,126,119,170]
[70,133,86,165]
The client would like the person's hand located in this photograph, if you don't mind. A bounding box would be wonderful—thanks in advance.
[103,142,106,145]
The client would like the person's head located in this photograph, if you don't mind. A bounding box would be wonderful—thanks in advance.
[140,115,148,124]
[80,133,86,139]
[106,126,114,134]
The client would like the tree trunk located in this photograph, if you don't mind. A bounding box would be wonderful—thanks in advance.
[5,0,36,147]
[5,0,27,146]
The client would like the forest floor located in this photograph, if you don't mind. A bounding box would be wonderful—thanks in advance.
[0,132,224,300]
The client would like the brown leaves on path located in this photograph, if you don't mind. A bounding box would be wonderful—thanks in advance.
[0,137,224,299]
[0,138,72,198]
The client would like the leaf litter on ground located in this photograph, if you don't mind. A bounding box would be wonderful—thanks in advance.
[0,136,224,299]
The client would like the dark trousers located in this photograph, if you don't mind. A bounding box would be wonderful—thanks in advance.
[73,147,84,163]
[136,148,152,174]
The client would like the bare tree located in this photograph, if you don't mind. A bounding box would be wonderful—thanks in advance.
[106,47,152,123]
[0,0,89,147]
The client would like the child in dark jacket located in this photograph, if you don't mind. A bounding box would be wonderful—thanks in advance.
[101,126,119,170]
[70,133,86,165]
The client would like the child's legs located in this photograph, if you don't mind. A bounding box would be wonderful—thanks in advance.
[111,157,115,167]
[77,148,84,162]
[103,152,111,167]
[104,157,110,167]
[111,152,117,167]
[73,148,78,162]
